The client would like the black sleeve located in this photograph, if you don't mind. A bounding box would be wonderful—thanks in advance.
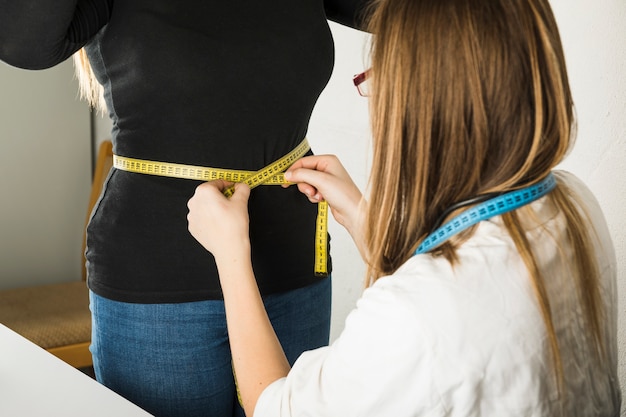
[324,0,372,30]
[0,0,112,69]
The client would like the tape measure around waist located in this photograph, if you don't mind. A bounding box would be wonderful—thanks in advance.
[113,137,328,276]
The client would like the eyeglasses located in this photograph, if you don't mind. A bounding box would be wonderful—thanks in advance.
[352,69,371,97]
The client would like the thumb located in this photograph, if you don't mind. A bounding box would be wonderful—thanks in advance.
[230,182,251,202]
[285,167,327,190]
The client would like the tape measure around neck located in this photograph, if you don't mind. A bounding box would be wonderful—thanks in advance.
[113,137,329,275]
[415,173,557,255]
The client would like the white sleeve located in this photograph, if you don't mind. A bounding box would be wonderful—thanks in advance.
[253,278,444,417]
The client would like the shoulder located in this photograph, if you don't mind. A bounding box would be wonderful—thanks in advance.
[553,171,613,243]
[553,170,610,232]
[552,170,616,277]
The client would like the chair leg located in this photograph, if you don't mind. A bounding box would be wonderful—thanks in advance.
[48,342,93,369]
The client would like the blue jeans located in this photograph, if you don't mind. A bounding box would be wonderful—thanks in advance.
[89,277,331,417]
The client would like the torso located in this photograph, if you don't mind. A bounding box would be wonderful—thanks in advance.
[85,0,335,302]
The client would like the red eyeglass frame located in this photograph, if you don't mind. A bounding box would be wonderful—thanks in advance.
[352,69,371,97]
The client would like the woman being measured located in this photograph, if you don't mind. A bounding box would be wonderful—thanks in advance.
[1,1,371,416]
[187,0,621,415]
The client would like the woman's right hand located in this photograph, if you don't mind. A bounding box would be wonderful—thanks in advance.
[187,180,252,266]
[284,155,365,246]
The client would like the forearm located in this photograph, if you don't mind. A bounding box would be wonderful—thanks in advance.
[0,0,111,69]
[217,255,290,417]
[343,198,368,262]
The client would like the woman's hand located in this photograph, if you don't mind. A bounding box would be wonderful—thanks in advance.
[187,180,252,264]
[284,155,366,253]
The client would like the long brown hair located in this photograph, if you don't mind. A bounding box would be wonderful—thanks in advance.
[364,0,604,393]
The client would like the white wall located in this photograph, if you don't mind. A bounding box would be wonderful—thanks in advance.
[92,2,626,404]
[0,60,91,289]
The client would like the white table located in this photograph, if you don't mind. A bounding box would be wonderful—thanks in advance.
[0,324,153,416]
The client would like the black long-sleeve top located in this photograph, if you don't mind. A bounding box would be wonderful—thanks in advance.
[0,0,369,303]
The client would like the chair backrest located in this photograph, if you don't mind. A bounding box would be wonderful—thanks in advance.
[81,140,113,281]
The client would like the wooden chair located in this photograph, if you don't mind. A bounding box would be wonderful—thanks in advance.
[0,140,113,368]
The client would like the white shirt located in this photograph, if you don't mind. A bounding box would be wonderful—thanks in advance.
[255,171,621,417]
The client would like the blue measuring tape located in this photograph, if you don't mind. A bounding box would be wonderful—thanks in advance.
[415,173,557,255]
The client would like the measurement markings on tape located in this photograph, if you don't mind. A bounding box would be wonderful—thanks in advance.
[113,138,328,275]
[315,201,329,276]
[221,138,311,197]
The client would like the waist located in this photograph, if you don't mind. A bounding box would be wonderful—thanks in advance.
[108,136,330,275]
[113,137,310,187]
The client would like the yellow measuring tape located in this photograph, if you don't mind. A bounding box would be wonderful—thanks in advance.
[113,137,328,276]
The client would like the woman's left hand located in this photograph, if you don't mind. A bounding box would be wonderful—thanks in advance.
[187,180,252,263]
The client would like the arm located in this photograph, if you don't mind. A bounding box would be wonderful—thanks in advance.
[187,181,290,417]
[324,0,372,30]
[0,0,112,69]
[284,155,368,260]
[187,155,365,415]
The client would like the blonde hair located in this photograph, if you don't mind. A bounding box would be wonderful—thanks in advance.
[73,49,106,112]
[364,0,604,395]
